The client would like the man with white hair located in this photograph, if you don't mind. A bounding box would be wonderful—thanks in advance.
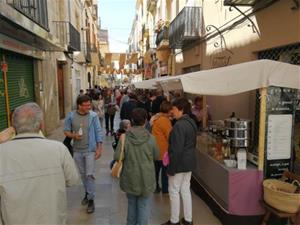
[0,103,79,225]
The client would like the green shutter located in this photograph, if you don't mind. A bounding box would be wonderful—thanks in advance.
[0,49,7,130]
[0,49,34,130]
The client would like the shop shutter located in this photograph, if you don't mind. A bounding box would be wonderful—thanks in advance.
[0,49,34,130]
[0,49,7,130]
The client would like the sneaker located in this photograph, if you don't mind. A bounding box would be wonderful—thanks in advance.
[161,220,180,225]
[180,218,193,225]
[154,187,161,193]
[87,200,95,214]
[81,192,88,205]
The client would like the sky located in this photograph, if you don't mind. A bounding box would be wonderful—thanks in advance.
[98,0,136,53]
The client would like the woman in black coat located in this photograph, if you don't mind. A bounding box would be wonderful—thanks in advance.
[162,98,197,225]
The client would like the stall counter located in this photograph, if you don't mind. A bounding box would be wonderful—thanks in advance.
[193,148,265,216]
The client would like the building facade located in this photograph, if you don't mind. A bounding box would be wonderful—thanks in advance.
[129,0,299,78]
[0,0,101,134]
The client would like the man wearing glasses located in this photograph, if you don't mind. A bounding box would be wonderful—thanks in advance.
[64,95,103,214]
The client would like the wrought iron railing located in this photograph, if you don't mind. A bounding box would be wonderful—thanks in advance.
[169,7,202,49]
[7,0,49,30]
[69,23,81,51]
[156,26,169,47]
[53,21,81,51]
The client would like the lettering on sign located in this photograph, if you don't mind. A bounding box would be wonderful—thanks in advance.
[18,78,29,98]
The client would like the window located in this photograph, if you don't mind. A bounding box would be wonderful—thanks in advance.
[8,0,49,30]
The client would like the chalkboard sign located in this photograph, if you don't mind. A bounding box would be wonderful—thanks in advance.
[265,159,291,178]
[264,87,296,179]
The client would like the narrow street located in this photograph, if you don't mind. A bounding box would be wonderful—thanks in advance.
[48,115,221,225]
[1,1,299,224]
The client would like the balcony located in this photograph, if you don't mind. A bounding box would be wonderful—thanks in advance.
[7,0,48,30]
[82,43,98,63]
[156,26,169,49]
[53,21,81,52]
[147,0,157,13]
[169,7,202,49]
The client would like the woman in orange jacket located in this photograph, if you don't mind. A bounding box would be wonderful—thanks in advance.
[151,100,173,193]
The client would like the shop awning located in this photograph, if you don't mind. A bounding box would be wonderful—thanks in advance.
[57,52,67,62]
[133,76,171,89]
[73,51,86,63]
[133,60,300,96]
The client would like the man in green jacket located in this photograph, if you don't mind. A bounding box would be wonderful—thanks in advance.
[114,108,159,225]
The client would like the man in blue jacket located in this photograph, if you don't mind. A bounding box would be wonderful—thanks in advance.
[64,95,103,214]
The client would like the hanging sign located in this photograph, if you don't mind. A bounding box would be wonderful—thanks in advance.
[1,61,8,72]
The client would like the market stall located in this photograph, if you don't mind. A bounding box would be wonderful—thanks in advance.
[133,60,300,225]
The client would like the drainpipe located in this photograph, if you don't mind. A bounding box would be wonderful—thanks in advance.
[68,0,71,22]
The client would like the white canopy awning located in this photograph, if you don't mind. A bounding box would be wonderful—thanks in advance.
[133,76,171,89]
[133,60,300,96]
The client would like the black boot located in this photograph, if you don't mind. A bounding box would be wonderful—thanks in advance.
[180,218,193,225]
[81,192,88,205]
[154,186,161,193]
[161,220,180,225]
[87,199,95,214]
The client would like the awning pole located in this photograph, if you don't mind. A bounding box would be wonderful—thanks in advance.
[258,87,267,171]
[1,55,11,127]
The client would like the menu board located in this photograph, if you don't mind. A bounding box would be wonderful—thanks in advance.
[266,114,292,160]
[264,87,296,179]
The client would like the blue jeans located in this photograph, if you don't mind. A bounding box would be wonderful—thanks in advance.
[126,193,151,225]
[74,151,96,200]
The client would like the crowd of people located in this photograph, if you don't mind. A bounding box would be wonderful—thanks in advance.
[97,87,206,225]
[0,84,210,225]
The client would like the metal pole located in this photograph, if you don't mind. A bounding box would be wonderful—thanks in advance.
[1,55,11,127]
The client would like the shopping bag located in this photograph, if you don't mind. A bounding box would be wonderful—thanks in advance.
[162,151,169,166]
[111,134,125,178]
[111,160,123,178]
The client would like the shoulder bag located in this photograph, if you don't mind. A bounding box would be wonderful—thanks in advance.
[111,134,126,178]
